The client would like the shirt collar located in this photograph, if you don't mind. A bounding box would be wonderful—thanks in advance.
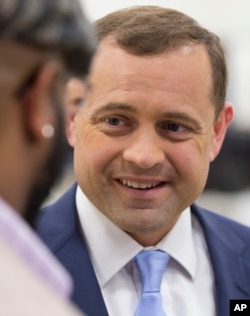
[76,186,198,286]
[76,186,143,287]
[157,208,197,280]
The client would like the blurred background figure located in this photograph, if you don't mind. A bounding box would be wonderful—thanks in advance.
[0,0,96,314]
[64,77,86,167]
[65,77,86,126]
[206,127,250,192]
[45,76,86,203]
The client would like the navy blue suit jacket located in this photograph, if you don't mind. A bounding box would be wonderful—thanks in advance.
[37,184,250,316]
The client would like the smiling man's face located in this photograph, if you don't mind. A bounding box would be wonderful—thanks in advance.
[70,41,233,246]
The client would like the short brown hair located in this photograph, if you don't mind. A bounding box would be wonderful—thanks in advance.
[95,6,227,117]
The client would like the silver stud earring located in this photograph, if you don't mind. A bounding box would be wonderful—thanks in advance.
[41,124,54,138]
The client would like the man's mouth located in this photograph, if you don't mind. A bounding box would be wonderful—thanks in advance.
[119,179,162,190]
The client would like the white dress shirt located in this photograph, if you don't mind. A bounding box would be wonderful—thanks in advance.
[76,186,216,316]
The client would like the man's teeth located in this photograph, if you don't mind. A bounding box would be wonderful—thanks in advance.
[121,180,159,189]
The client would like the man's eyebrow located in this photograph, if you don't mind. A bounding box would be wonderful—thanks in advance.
[161,111,202,128]
[92,102,137,115]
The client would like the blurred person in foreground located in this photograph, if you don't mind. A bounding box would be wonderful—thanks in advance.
[0,0,96,315]
[37,6,250,316]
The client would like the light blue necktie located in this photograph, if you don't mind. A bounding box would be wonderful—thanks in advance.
[134,250,170,316]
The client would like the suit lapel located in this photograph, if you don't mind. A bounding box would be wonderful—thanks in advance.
[192,204,250,316]
[57,230,109,316]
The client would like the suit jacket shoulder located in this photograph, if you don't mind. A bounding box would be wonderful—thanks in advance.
[192,204,250,315]
[192,203,250,258]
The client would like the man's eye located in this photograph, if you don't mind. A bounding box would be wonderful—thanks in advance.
[105,117,124,126]
[164,123,185,132]
[98,115,132,136]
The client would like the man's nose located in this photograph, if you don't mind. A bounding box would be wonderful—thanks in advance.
[122,129,165,169]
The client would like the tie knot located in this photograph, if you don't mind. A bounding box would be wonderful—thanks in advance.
[134,250,170,293]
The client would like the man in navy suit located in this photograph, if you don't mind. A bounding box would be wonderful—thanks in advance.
[37,6,250,316]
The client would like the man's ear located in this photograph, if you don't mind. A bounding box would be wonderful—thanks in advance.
[210,102,234,161]
[20,61,63,143]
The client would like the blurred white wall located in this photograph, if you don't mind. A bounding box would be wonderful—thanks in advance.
[81,0,250,32]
